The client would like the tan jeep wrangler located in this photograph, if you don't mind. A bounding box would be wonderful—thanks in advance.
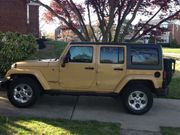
[2,42,176,114]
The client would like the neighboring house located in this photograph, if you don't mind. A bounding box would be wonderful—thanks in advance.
[139,19,180,45]
[0,0,39,37]
[169,23,180,44]
[55,26,81,42]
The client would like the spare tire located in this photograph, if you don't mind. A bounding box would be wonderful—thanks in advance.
[163,58,175,87]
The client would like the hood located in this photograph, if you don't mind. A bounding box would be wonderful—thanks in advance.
[14,59,56,68]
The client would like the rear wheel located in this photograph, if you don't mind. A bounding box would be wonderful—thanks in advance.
[122,85,153,115]
[8,77,40,108]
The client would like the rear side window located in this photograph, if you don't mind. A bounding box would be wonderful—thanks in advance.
[68,46,93,63]
[100,47,124,64]
[131,48,159,65]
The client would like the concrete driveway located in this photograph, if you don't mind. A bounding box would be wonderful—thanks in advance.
[0,90,180,134]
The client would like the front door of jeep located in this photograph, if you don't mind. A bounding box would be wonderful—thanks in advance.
[60,45,96,91]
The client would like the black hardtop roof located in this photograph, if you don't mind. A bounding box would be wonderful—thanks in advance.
[70,42,159,46]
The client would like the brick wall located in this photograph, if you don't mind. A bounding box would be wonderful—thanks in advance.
[173,24,180,45]
[0,0,39,37]
[28,5,39,37]
[169,24,180,45]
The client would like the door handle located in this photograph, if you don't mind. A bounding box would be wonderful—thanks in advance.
[114,68,123,71]
[85,67,94,70]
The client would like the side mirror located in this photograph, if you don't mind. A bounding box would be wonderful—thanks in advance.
[61,55,69,67]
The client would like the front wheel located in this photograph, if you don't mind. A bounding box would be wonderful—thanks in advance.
[8,77,40,108]
[122,85,153,115]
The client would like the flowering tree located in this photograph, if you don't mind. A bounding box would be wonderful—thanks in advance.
[36,0,180,42]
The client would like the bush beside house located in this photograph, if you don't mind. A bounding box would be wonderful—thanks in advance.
[0,32,37,74]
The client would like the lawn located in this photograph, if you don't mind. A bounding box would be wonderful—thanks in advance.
[167,61,180,99]
[163,48,180,54]
[172,62,180,79]
[161,127,180,135]
[168,78,180,99]
[0,116,120,135]
[35,40,68,59]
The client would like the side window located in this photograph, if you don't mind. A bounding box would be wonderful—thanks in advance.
[68,46,93,63]
[100,47,124,64]
[131,48,159,65]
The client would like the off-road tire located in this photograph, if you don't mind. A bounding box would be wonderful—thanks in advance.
[122,85,153,115]
[8,77,40,108]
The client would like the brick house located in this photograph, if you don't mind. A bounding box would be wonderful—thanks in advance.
[154,22,180,45]
[139,20,180,45]
[0,0,39,37]
[169,23,180,45]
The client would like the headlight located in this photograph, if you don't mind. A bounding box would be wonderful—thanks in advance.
[11,63,17,68]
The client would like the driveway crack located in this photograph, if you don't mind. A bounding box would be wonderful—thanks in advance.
[70,96,79,120]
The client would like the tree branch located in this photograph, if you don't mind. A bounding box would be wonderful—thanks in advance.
[130,7,162,41]
[69,0,90,41]
[113,0,132,42]
[102,0,118,42]
[87,1,98,42]
[37,0,87,41]
[132,10,180,41]
[119,0,143,42]
[94,5,105,37]
[54,0,72,23]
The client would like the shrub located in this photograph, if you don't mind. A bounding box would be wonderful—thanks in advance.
[0,32,37,74]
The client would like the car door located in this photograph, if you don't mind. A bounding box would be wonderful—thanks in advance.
[97,45,126,92]
[60,45,96,91]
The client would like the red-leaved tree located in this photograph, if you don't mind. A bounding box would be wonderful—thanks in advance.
[36,0,180,42]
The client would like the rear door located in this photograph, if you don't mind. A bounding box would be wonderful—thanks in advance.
[97,45,126,92]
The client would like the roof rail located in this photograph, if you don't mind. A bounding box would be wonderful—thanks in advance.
[70,42,157,46]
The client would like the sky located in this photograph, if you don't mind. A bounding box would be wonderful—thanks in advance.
[39,0,57,34]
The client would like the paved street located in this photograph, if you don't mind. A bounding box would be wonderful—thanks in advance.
[0,90,180,134]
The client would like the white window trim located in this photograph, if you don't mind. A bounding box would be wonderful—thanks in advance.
[28,1,40,6]
[26,1,39,24]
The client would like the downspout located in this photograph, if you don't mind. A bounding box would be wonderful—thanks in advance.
[27,3,30,24]
[26,1,40,24]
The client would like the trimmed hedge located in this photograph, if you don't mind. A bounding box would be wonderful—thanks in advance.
[0,32,37,74]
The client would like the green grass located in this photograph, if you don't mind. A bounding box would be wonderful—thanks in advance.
[161,127,180,135]
[0,116,120,135]
[163,48,180,54]
[47,40,68,46]
[167,62,180,99]
[168,78,180,99]
[35,40,68,59]
[173,62,180,78]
